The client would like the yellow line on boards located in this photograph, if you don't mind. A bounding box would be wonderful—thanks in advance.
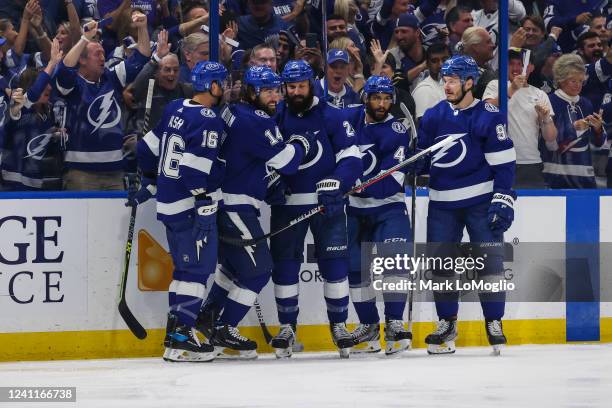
[0,318,600,362]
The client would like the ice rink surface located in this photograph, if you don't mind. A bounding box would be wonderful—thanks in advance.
[1,344,611,408]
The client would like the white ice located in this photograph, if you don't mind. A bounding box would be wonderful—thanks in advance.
[1,344,611,408]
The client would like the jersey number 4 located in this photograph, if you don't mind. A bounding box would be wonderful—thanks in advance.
[393,146,406,162]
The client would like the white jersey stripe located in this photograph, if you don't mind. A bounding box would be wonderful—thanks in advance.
[180,153,213,174]
[64,149,123,163]
[429,180,494,202]
[485,148,516,166]
[267,144,296,169]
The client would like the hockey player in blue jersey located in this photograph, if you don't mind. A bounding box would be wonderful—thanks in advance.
[268,60,362,358]
[131,61,228,362]
[195,65,316,359]
[418,55,516,355]
[345,76,413,355]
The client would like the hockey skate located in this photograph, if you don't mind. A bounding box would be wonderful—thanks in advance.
[271,323,296,358]
[195,303,220,340]
[425,319,458,355]
[163,313,215,362]
[330,322,354,359]
[350,323,381,354]
[485,319,507,356]
[209,325,258,360]
[384,319,412,355]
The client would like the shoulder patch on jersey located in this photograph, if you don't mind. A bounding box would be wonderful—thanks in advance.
[201,108,216,118]
[485,102,499,112]
[254,109,270,118]
[496,124,508,141]
[392,122,407,133]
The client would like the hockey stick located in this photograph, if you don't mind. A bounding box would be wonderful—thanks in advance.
[117,79,155,339]
[220,135,454,247]
[118,205,147,339]
[253,299,273,344]
[399,103,417,335]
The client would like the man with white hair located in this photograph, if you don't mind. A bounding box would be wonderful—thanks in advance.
[461,26,496,100]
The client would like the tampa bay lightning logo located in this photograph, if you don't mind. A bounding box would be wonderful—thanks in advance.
[87,90,121,133]
[299,131,322,170]
[24,133,54,159]
[254,109,269,118]
[360,144,377,176]
[392,122,406,133]
[431,133,467,168]
[200,108,216,118]
[420,23,447,46]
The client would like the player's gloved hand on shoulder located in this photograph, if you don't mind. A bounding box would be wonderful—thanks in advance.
[487,189,516,233]
[265,171,287,206]
[316,178,346,218]
[193,196,218,244]
[125,177,157,207]
[288,130,316,159]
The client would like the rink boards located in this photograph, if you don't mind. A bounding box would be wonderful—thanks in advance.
[0,189,611,361]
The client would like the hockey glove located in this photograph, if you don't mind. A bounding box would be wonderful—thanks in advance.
[316,178,345,218]
[265,171,287,206]
[288,131,316,159]
[125,177,157,207]
[487,190,516,233]
[193,197,218,244]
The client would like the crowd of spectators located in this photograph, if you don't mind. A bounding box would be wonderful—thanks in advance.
[0,0,610,192]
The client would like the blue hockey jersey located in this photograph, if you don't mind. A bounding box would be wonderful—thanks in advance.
[220,102,307,215]
[414,0,447,48]
[274,96,362,210]
[583,57,612,112]
[418,99,515,209]
[137,99,225,223]
[542,90,605,189]
[347,107,411,215]
[544,0,609,53]
[1,71,62,190]
[54,51,148,172]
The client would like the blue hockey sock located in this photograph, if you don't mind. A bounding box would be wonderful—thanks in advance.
[273,260,301,325]
[320,258,349,323]
[348,269,379,324]
[168,280,206,327]
[205,282,228,311]
[218,274,269,327]
[434,291,460,320]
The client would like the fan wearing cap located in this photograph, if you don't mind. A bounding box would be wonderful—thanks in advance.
[314,48,361,108]
[371,0,414,49]
[194,65,316,359]
[132,61,227,362]
[417,54,516,355]
[386,13,426,83]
